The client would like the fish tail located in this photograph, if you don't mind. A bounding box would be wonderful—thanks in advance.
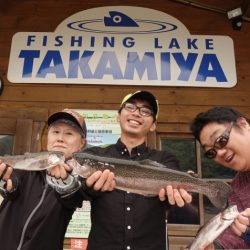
[206,180,232,210]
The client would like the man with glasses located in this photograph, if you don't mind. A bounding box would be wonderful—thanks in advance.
[49,90,197,250]
[78,90,193,250]
[190,106,250,249]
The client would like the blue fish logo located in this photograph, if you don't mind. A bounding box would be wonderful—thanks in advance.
[104,11,139,27]
[67,10,177,34]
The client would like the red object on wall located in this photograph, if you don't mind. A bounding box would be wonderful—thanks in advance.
[70,238,88,250]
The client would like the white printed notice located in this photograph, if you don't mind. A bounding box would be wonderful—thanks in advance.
[65,109,120,239]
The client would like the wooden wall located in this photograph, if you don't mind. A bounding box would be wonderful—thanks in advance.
[0,0,250,140]
[0,0,249,249]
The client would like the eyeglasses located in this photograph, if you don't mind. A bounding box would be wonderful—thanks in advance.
[205,122,234,159]
[123,102,153,117]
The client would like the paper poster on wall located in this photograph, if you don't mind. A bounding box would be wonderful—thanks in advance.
[80,109,121,148]
[65,109,120,239]
[65,203,91,239]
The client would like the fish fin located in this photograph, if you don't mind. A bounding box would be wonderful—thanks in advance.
[195,224,206,234]
[187,170,199,178]
[138,159,166,168]
[140,193,157,197]
[116,187,157,197]
[206,180,232,210]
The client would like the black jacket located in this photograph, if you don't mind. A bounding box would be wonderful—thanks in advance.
[0,170,83,250]
[81,139,183,250]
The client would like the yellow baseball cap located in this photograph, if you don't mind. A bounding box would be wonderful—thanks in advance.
[120,90,159,120]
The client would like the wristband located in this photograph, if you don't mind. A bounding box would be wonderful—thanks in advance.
[0,179,7,196]
[0,177,18,197]
[46,172,82,196]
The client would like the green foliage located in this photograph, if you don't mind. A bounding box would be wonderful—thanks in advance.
[161,138,236,179]
[161,138,196,172]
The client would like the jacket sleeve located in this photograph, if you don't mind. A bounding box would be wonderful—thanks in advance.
[54,187,85,209]
[216,226,250,249]
[0,170,24,200]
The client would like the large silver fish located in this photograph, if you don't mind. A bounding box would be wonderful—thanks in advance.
[0,151,65,170]
[188,205,239,250]
[70,152,232,210]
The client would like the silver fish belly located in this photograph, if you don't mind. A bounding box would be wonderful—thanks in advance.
[70,152,232,210]
[0,151,65,170]
[189,205,239,250]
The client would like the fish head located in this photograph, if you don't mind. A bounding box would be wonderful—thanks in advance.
[70,153,96,178]
[222,205,239,220]
[48,151,65,167]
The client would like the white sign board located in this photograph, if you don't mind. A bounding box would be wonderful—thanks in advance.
[65,109,120,239]
[8,6,237,87]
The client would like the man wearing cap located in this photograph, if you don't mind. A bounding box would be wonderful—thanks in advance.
[0,109,87,250]
[78,90,192,250]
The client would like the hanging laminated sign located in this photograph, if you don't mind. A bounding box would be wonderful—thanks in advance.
[7,6,237,87]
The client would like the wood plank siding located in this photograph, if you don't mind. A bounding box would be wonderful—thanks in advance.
[0,0,249,249]
[1,1,250,126]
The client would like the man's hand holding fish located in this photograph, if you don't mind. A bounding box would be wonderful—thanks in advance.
[159,185,192,207]
[47,161,73,180]
[0,160,14,194]
[47,164,116,192]
[85,169,116,192]
[231,208,250,245]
